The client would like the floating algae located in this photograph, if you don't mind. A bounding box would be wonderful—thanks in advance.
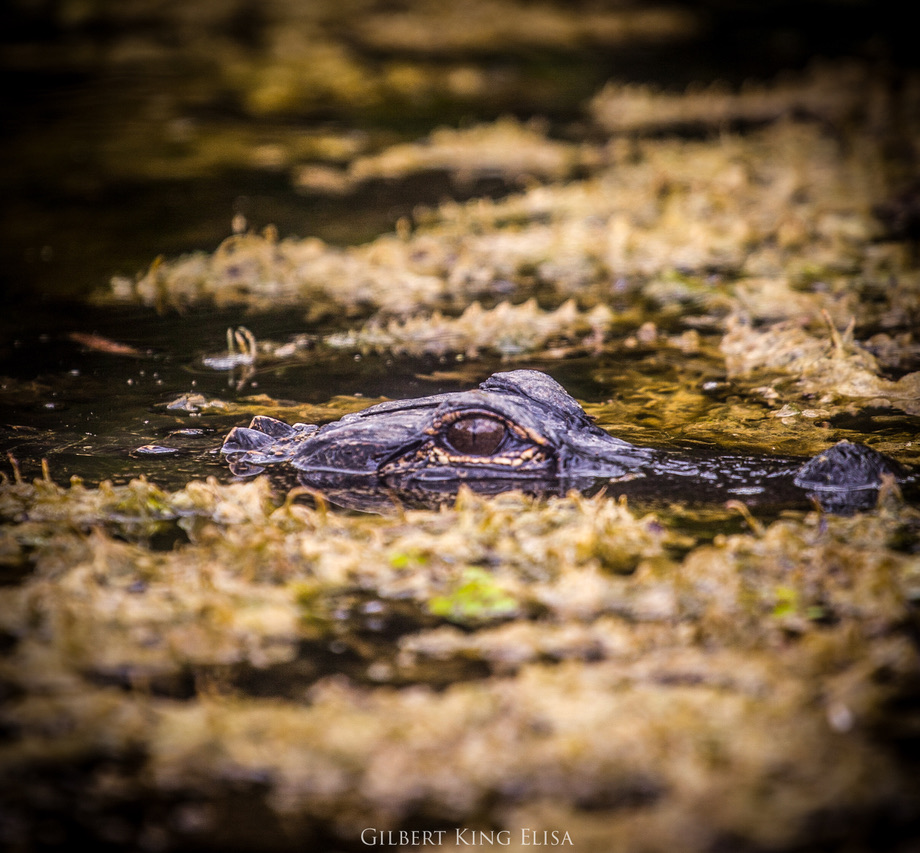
[1,474,919,850]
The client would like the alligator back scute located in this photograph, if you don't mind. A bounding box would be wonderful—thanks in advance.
[794,440,906,491]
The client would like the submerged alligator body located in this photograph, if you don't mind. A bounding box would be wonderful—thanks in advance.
[221,369,909,513]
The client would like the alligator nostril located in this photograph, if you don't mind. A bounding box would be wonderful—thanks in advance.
[444,416,506,456]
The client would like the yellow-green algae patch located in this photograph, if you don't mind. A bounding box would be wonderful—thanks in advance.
[427,567,522,625]
[1,473,919,849]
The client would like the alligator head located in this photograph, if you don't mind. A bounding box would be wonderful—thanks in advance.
[220,369,911,513]
[220,369,651,506]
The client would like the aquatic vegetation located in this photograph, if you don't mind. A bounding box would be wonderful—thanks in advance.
[1,472,919,850]
[427,566,522,625]
[325,298,617,358]
[0,476,676,693]
[589,60,875,133]
[5,5,920,849]
[110,229,449,316]
[336,117,589,190]
[107,89,916,386]
[722,313,920,417]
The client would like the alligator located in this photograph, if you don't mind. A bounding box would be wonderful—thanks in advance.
[220,369,910,513]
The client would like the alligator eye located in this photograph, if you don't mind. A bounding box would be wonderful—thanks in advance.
[444,416,507,456]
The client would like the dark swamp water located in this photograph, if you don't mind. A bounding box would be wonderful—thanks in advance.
[2,3,920,852]
[2,1,918,495]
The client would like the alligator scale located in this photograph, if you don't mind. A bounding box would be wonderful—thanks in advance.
[221,369,909,513]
